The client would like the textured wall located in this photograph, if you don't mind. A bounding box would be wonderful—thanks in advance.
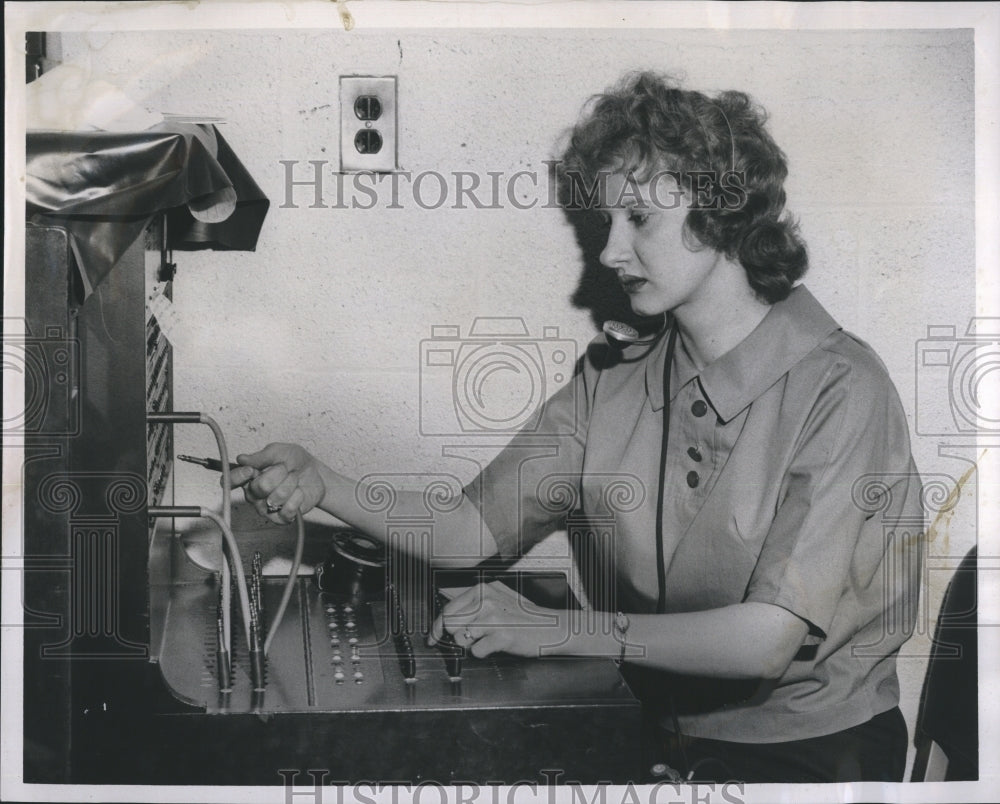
[58,26,977,777]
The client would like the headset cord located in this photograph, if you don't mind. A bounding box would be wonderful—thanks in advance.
[654,323,678,615]
[652,324,689,776]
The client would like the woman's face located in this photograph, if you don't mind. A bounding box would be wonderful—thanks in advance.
[597,170,725,318]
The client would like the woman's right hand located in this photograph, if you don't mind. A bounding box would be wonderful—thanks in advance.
[230,443,327,523]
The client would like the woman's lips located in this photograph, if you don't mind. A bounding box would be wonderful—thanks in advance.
[618,274,647,294]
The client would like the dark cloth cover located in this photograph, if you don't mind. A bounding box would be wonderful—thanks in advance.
[26,123,269,298]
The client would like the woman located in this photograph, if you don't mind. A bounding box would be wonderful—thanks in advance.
[233,72,922,783]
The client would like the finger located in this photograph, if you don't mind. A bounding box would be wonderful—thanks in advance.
[457,624,480,646]
[227,465,258,488]
[236,444,287,470]
[260,498,289,524]
[267,471,300,509]
[428,584,485,645]
[470,631,506,658]
[442,584,487,621]
[446,608,478,631]
[428,610,457,645]
[276,487,305,522]
[428,611,444,645]
[249,463,290,498]
[252,496,277,520]
[429,607,474,645]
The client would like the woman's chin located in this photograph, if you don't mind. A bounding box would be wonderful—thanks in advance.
[628,299,669,319]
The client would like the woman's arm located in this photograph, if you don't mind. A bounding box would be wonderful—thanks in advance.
[231,442,498,567]
[588,602,809,680]
[431,582,809,681]
[231,348,595,567]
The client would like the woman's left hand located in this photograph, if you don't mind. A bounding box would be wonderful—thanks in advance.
[428,581,568,659]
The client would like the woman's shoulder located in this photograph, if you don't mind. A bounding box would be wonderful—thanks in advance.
[820,323,901,390]
[788,326,903,422]
[777,287,897,393]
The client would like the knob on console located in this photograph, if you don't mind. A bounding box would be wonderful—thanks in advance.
[388,583,417,680]
[315,529,386,601]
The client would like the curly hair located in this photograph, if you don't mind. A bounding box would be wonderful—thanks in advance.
[559,72,807,304]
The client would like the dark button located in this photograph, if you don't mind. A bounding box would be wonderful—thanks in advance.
[691,399,708,417]
[687,446,702,462]
[686,471,700,489]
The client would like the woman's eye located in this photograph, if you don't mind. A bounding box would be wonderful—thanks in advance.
[629,210,650,227]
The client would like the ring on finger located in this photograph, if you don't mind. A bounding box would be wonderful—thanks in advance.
[462,629,474,644]
[266,501,282,514]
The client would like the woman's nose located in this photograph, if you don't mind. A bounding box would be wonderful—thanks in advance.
[599,220,631,270]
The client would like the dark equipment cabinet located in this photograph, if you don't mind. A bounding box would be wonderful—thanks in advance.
[19,223,642,786]
[21,222,173,782]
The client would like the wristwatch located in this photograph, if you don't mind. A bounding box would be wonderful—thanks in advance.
[613,611,630,666]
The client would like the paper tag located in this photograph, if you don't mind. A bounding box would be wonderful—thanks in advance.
[147,287,180,345]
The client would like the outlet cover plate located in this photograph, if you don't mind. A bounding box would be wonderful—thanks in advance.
[340,75,397,173]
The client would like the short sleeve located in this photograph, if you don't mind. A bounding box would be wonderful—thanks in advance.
[744,347,923,638]
[463,351,597,559]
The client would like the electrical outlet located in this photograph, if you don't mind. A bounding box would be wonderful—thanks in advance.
[340,75,397,173]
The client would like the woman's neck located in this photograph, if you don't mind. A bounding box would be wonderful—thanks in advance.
[673,268,773,370]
